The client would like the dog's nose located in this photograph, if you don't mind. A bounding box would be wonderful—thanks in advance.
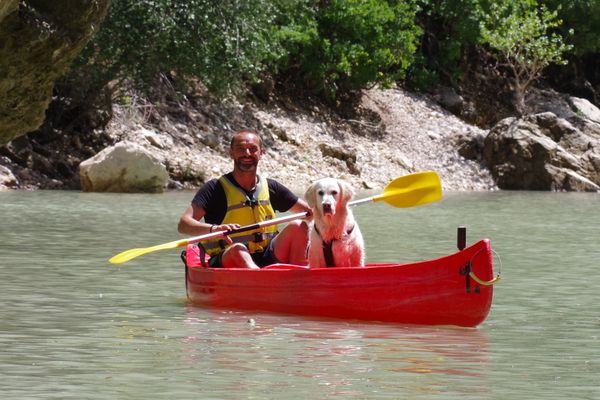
[322,203,333,214]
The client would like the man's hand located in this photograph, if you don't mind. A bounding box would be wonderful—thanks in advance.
[211,224,240,245]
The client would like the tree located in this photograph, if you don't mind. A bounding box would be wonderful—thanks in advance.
[274,0,422,99]
[545,0,600,56]
[411,0,482,88]
[67,0,282,104]
[65,0,424,106]
[477,0,572,115]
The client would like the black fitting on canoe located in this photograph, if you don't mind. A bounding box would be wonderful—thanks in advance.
[459,261,471,293]
[457,226,466,250]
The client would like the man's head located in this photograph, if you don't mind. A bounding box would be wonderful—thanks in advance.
[229,130,263,173]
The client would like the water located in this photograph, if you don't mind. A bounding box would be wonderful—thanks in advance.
[1,190,599,399]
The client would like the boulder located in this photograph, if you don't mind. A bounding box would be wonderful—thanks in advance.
[318,143,360,175]
[433,86,465,115]
[570,97,600,124]
[0,165,18,190]
[455,130,487,162]
[79,141,169,193]
[0,0,110,145]
[483,108,600,191]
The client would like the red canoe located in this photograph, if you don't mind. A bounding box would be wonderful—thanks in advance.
[183,237,497,327]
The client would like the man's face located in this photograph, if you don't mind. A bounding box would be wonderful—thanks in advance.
[230,133,262,172]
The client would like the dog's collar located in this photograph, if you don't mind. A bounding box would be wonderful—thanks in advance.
[315,224,355,268]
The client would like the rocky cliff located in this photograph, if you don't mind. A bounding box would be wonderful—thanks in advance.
[0,0,109,144]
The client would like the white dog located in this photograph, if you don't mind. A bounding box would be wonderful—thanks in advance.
[304,178,365,268]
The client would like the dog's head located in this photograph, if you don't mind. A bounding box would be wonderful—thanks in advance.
[304,178,354,218]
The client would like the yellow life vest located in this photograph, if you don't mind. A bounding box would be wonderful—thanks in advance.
[204,175,278,255]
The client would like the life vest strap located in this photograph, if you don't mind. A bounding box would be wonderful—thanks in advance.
[226,199,270,212]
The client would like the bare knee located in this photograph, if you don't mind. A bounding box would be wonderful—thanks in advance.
[288,220,309,238]
[222,244,257,269]
[297,220,309,244]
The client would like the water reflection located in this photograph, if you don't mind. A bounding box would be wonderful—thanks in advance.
[180,306,491,397]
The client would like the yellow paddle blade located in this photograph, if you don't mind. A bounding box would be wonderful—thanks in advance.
[373,171,442,208]
[109,238,189,264]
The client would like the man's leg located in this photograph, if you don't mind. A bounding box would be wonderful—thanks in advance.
[221,243,260,269]
[271,220,309,265]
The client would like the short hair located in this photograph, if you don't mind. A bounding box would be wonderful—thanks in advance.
[230,129,262,149]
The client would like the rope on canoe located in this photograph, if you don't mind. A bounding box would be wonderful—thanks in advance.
[469,248,502,286]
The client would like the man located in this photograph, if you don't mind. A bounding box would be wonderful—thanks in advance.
[178,129,312,269]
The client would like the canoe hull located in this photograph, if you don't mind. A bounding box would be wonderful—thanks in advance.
[185,239,494,327]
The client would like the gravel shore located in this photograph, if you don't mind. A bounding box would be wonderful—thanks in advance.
[103,86,498,194]
[260,87,496,192]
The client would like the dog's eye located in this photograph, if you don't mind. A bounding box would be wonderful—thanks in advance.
[317,190,324,196]
[331,190,338,196]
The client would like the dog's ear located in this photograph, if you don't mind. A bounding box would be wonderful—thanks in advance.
[337,180,354,204]
[304,182,317,208]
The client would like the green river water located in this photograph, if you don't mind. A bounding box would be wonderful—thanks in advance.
[0,190,598,399]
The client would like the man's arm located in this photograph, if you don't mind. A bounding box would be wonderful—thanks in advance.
[288,197,312,218]
[177,203,212,236]
[178,198,241,236]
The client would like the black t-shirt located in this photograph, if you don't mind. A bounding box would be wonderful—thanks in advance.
[192,173,298,224]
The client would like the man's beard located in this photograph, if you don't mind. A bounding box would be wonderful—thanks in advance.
[235,158,258,172]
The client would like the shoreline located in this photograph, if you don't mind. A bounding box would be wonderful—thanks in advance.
[1,86,497,193]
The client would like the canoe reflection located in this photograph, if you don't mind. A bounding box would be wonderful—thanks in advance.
[181,306,490,385]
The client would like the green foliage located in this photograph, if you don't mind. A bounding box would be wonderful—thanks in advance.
[419,0,481,66]
[405,54,439,91]
[478,0,572,66]
[544,0,600,56]
[409,0,597,93]
[273,0,423,98]
[63,0,594,112]
[477,0,573,113]
[65,0,424,104]
[71,0,281,99]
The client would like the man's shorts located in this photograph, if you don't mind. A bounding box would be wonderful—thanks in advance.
[208,240,279,268]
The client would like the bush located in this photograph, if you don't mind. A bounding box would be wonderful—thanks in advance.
[64,0,424,105]
[477,0,572,114]
[67,0,281,102]
[412,0,482,86]
[274,0,423,99]
[545,0,600,56]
